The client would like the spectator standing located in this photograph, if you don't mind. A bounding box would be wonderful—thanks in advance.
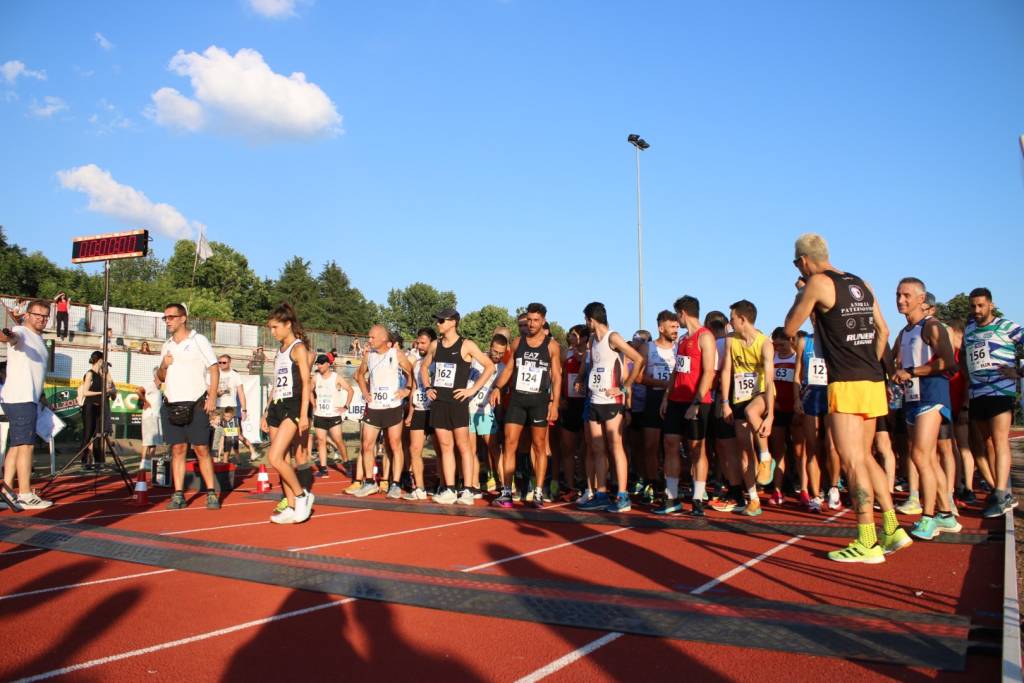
[79,350,116,469]
[137,367,164,462]
[54,292,70,340]
[0,299,53,509]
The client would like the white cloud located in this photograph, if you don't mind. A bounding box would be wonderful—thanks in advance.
[57,164,200,239]
[149,45,341,140]
[94,32,114,50]
[249,0,298,19]
[146,87,204,131]
[29,96,67,118]
[2,60,46,84]
[90,99,134,133]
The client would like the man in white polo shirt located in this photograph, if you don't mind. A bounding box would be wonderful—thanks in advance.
[213,354,250,457]
[0,299,53,509]
[157,303,221,510]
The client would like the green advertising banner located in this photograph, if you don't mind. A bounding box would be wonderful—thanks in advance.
[44,378,143,436]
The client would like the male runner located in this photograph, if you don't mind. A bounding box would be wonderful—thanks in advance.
[962,287,1023,517]
[312,354,352,478]
[576,302,643,513]
[491,304,561,508]
[719,300,775,517]
[558,325,589,497]
[785,233,911,563]
[420,309,495,505]
[354,325,413,498]
[657,296,715,515]
[470,334,507,496]
[769,326,799,506]
[892,277,960,539]
[403,327,436,500]
[639,312,678,502]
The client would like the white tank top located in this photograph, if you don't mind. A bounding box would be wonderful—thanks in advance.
[367,346,402,410]
[411,356,432,411]
[273,339,301,401]
[589,329,622,405]
[314,371,343,417]
[647,341,676,385]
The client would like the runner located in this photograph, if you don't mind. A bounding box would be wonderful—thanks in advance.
[638,312,679,503]
[769,326,800,506]
[794,324,832,512]
[892,277,960,539]
[354,325,413,499]
[469,334,507,496]
[261,302,314,524]
[945,319,977,505]
[558,325,589,498]
[627,330,650,500]
[420,308,496,505]
[962,287,1023,517]
[656,296,715,516]
[719,299,775,517]
[312,354,352,478]
[491,304,561,508]
[402,327,436,500]
[785,233,910,563]
[705,311,746,513]
[576,302,643,513]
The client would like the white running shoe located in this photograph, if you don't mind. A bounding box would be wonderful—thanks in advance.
[386,484,403,499]
[809,496,823,513]
[270,506,296,524]
[353,482,379,498]
[827,486,842,510]
[16,492,53,510]
[457,489,475,506]
[434,488,457,505]
[293,490,314,523]
[402,487,427,501]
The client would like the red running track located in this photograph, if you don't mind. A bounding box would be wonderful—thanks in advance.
[0,468,1002,681]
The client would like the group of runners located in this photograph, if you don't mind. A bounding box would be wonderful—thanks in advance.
[254,232,1022,565]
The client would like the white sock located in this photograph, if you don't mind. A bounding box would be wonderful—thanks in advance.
[747,486,758,502]
[665,477,679,500]
[759,452,771,463]
[693,480,706,501]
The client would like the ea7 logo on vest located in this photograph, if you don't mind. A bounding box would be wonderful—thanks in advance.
[848,284,865,302]
[524,351,541,361]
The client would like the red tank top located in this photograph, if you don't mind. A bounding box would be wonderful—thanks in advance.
[773,352,797,412]
[563,351,583,399]
[668,327,712,404]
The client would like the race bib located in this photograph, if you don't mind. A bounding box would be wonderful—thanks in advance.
[967,341,993,374]
[808,357,828,386]
[733,372,757,402]
[317,398,334,414]
[652,365,671,381]
[434,362,456,389]
[589,368,605,391]
[517,364,543,393]
[904,377,921,403]
[224,426,239,437]
[774,367,795,382]
[412,388,429,409]
[675,355,692,374]
[274,368,293,399]
[370,386,392,406]
[567,372,583,398]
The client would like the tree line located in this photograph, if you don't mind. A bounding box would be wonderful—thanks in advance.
[0,227,564,347]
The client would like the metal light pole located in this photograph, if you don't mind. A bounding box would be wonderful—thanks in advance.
[627,134,649,329]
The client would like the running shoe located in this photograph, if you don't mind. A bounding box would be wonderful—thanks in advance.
[881,528,913,555]
[710,497,738,513]
[15,492,52,510]
[166,491,186,510]
[343,480,363,495]
[606,492,631,513]
[378,481,389,495]
[353,482,379,498]
[273,497,289,513]
[798,490,811,508]
[983,493,1018,519]
[205,491,221,510]
[895,497,923,515]
[293,491,315,522]
[485,475,497,494]
[630,480,645,497]
[532,489,545,509]
[575,490,594,507]
[651,499,684,515]
[315,466,329,479]
[738,501,762,517]
[769,490,784,506]
[472,487,484,500]
[910,516,937,540]
[755,458,776,486]
[827,540,884,564]
[457,489,475,506]
[270,506,296,524]
[827,486,842,510]
[934,514,962,535]
[525,488,534,503]
[492,490,514,508]
[577,492,610,511]
[808,496,822,513]
[959,488,977,505]
[690,499,705,517]
[386,484,403,499]
[402,487,427,501]
[434,488,458,505]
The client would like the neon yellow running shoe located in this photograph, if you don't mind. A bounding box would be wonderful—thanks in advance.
[273,497,289,514]
[881,528,913,555]
[827,539,885,564]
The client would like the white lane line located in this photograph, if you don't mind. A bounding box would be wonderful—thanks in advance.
[0,548,45,559]
[513,509,849,683]
[0,569,175,603]
[12,597,360,683]
[461,527,631,573]
[289,516,489,552]
[161,508,369,536]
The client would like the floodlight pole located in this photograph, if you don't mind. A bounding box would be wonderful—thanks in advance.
[628,135,649,329]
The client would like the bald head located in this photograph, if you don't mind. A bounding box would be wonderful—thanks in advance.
[368,325,391,351]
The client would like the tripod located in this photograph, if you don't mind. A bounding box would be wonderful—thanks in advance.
[40,258,134,496]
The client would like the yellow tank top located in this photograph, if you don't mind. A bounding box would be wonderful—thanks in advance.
[728,331,767,398]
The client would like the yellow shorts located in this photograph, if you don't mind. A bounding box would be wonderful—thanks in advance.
[828,380,887,419]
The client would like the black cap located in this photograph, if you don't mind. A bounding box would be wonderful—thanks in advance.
[433,308,460,322]
[315,354,331,365]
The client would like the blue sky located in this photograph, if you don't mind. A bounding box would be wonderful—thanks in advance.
[2,0,1022,336]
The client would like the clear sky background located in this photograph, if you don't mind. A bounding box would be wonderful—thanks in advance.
[2,0,1022,336]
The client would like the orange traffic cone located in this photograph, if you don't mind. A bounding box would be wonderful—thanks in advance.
[256,464,272,493]
[131,461,149,506]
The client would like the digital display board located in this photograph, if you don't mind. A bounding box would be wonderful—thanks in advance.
[71,229,149,263]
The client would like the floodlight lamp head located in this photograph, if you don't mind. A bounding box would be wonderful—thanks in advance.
[627,134,640,144]
[638,139,650,150]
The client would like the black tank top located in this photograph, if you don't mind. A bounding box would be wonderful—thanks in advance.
[432,336,471,403]
[84,368,103,405]
[512,334,552,398]
[814,270,884,383]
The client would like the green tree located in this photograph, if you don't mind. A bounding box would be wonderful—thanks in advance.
[273,257,325,327]
[936,292,1001,325]
[460,304,516,346]
[165,239,267,322]
[317,260,375,334]
[382,282,456,339]
[0,227,64,298]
